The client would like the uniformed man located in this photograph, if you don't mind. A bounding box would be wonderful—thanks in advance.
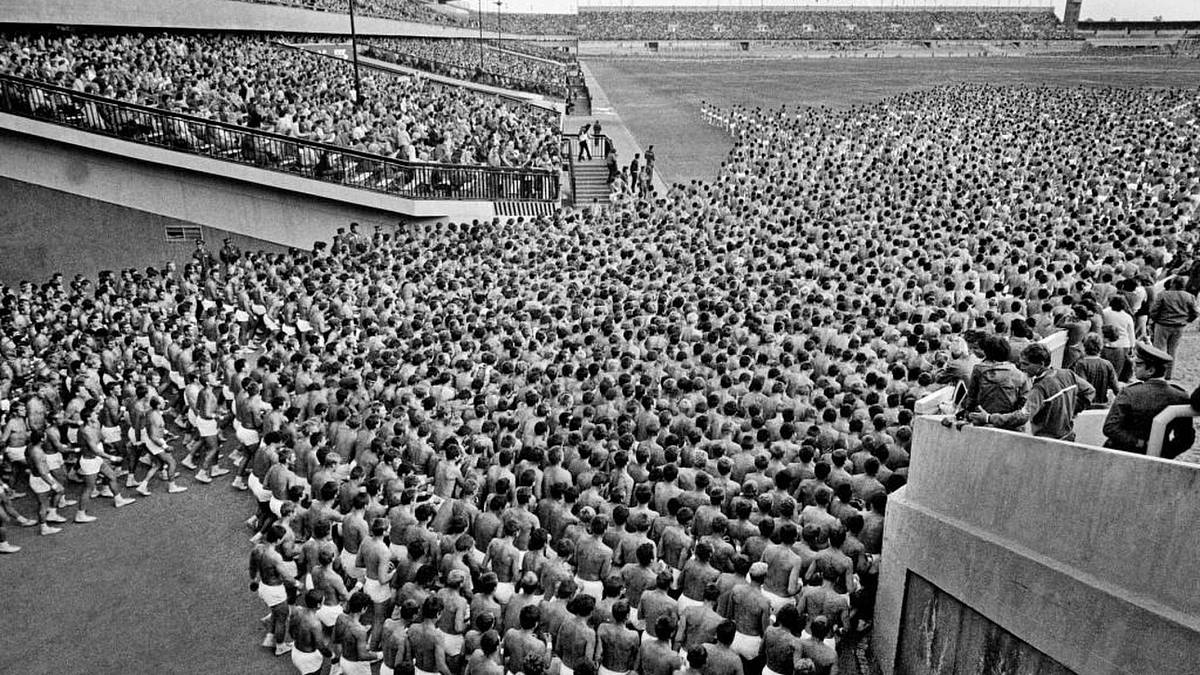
[1102,343,1192,454]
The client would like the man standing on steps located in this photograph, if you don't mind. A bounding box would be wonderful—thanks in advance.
[577,122,592,161]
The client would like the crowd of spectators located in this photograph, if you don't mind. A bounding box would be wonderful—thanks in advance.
[577,9,1075,41]
[365,38,571,99]
[468,13,580,38]
[0,32,562,173]
[491,40,577,66]
[0,78,1198,675]
[232,0,461,26]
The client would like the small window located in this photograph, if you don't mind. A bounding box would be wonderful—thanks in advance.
[164,225,203,242]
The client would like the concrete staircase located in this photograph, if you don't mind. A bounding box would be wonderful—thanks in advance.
[571,158,610,207]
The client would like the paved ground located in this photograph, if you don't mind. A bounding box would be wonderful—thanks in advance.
[0,441,296,675]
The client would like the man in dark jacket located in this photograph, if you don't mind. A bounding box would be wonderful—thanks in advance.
[1103,343,1193,454]
[1017,343,1095,441]
[963,333,1031,431]
[1148,277,1198,378]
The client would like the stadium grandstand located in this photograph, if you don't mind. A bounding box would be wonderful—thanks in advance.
[1,0,1200,675]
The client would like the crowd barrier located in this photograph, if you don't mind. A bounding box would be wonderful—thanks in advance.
[0,73,559,203]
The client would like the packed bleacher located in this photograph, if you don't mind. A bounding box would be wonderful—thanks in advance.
[365,38,570,98]
[577,9,1074,41]
[232,0,462,26]
[469,13,580,37]
[0,32,562,175]
[491,40,577,66]
[2,70,1200,675]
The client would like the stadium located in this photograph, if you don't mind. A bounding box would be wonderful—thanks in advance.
[0,0,1198,674]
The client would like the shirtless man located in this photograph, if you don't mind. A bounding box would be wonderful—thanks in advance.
[595,600,640,675]
[676,583,723,653]
[135,397,186,495]
[310,547,350,631]
[703,621,745,675]
[76,402,135,522]
[503,603,551,673]
[24,431,67,535]
[233,381,269,491]
[357,517,396,651]
[193,371,227,484]
[288,589,329,673]
[179,370,204,470]
[761,606,805,675]
[762,523,802,613]
[408,595,452,675]
[122,384,149,489]
[340,492,371,582]
[379,598,418,675]
[436,569,472,670]
[573,515,613,600]
[640,617,681,675]
[727,562,772,663]
[41,412,76,510]
[484,519,522,605]
[252,524,297,656]
[677,542,720,615]
[2,400,31,493]
[332,592,382,675]
[554,594,597,675]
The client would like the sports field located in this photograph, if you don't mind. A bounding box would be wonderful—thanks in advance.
[587,56,1200,185]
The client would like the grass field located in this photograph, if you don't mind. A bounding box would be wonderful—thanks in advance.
[587,56,1200,185]
[3,55,1200,675]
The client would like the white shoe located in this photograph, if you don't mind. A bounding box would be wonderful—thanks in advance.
[194,471,212,484]
[45,511,67,524]
[245,515,259,530]
[181,457,198,471]
[0,542,20,554]
[40,524,62,536]
[168,483,188,494]
[231,476,247,491]
[274,642,292,657]
[136,484,153,497]
[98,486,115,498]
[210,466,230,478]
[261,633,276,648]
[58,497,78,508]
[249,532,262,544]
[125,475,140,488]
[75,512,98,523]
[139,455,154,466]
[16,516,38,527]
[114,495,136,508]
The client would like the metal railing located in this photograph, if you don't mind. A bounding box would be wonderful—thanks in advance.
[365,45,569,99]
[0,73,559,203]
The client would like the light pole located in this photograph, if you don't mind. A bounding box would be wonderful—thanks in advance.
[348,0,364,107]
[494,0,503,46]
[478,0,485,71]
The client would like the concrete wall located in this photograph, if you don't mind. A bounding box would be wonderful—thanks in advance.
[875,417,1200,675]
[0,176,288,286]
[0,0,555,39]
[0,114,499,251]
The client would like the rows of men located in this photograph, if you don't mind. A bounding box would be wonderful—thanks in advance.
[0,31,562,170]
[365,39,570,99]
[575,9,1073,42]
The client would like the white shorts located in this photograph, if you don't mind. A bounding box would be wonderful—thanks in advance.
[290,647,324,674]
[257,581,288,607]
[29,475,52,493]
[600,667,632,675]
[416,668,439,675]
[380,665,394,675]
[236,425,260,447]
[762,589,790,615]
[195,417,218,438]
[4,446,26,463]
[145,437,166,457]
[315,603,343,627]
[575,576,603,601]
[45,453,63,471]
[101,426,122,444]
[187,409,199,429]
[731,631,763,660]
[269,497,285,517]
[437,629,465,656]
[763,666,784,675]
[677,594,703,614]
[494,581,515,605]
[341,549,365,580]
[248,474,270,502]
[800,630,837,651]
[363,577,391,604]
[340,659,372,675]
[125,428,140,445]
[79,456,103,476]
